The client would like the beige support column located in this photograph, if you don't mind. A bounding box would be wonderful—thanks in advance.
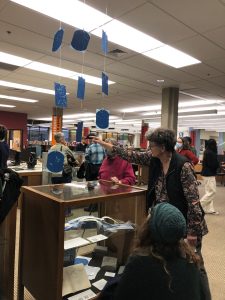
[161,87,179,135]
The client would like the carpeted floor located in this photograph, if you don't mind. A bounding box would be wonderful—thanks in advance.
[13,181,225,300]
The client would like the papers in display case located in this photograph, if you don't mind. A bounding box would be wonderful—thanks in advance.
[64,237,90,250]
[68,289,96,300]
[92,279,107,291]
[63,264,91,296]
[86,234,108,243]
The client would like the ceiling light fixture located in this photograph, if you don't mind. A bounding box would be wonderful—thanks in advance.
[144,45,201,68]
[0,104,15,108]
[0,80,55,95]
[0,94,38,103]
[0,52,115,86]
[10,0,200,68]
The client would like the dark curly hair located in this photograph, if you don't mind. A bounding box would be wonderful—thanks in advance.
[0,124,7,140]
[146,128,176,152]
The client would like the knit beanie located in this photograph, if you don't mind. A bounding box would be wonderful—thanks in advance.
[149,202,186,244]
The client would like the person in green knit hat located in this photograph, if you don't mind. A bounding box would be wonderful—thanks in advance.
[98,203,205,300]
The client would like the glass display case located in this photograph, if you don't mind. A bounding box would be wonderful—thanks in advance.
[18,180,146,300]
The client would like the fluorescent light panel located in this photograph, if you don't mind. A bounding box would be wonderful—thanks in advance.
[0,104,15,107]
[144,45,201,68]
[10,0,200,68]
[0,94,38,103]
[92,19,163,53]
[0,52,115,86]
[10,0,112,32]
[0,80,55,95]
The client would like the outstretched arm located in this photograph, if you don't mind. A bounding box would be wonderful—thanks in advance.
[92,137,152,166]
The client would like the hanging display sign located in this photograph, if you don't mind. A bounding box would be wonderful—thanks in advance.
[52,115,62,145]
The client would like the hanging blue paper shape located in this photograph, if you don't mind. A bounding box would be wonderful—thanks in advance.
[52,28,64,52]
[71,30,90,51]
[101,30,108,54]
[47,151,64,173]
[102,72,109,95]
[96,109,109,129]
[76,121,83,142]
[54,82,67,108]
[77,77,85,100]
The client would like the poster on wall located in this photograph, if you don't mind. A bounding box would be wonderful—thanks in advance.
[8,129,22,152]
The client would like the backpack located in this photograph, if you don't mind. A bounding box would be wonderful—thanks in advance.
[0,168,23,223]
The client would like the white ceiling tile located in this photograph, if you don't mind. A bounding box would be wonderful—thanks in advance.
[172,35,225,61]
[207,76,225,88]
[204,26,225,49]
[123,55,198,83]
[206,57,225,73]
[182,63,224,79]
[190,80,225,97]
[150,0,225,33]
[119,2,196,44]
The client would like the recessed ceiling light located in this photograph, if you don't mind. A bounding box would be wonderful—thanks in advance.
[157,79,165,83]
[0,52,115,86]
[144,45,201,68]
[0,80,55,94]
[0,104,15,108]
[0,94,38,103]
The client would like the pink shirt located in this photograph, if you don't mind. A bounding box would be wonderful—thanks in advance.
[98,155,136,185]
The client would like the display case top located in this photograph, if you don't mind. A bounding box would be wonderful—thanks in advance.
[22,180,146,203]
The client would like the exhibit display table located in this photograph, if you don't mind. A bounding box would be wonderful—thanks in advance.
[18,180,146,300]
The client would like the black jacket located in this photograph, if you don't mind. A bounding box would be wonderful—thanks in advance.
[201,149,219,177]
[0,141,9,169]
[147,152,189,219]
[113,255,204,300]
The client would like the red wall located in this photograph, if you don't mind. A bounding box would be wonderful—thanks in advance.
[0,111,27,146]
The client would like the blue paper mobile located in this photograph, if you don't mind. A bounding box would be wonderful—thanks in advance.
[71,29,90,51]
[55,82,67,108]
[102,72,108,96]
[47,151,64,173]
[52,28,64,52]
[96,109,109,129]
[102,30,108,54]
[77,77,85,100]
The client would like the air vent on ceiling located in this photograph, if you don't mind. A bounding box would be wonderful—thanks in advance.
[108,48,127,58]
[0,62,20,71]
[121,128,129,131]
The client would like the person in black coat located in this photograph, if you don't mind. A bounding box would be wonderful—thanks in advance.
[200,139,219,214]
[0,124,9,169]
[98,203,205,300]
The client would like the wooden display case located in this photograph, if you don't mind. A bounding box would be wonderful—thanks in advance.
[18,180,146,300]
[0,203,17,300]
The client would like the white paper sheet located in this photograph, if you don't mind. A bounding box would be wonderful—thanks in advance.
[85,265,100,280]
[86,234,108,243]
[92,279,107,291]
[68,289,96,300]
[63,264,91,296]
[105,271,115,277]
[64,237,90,250]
